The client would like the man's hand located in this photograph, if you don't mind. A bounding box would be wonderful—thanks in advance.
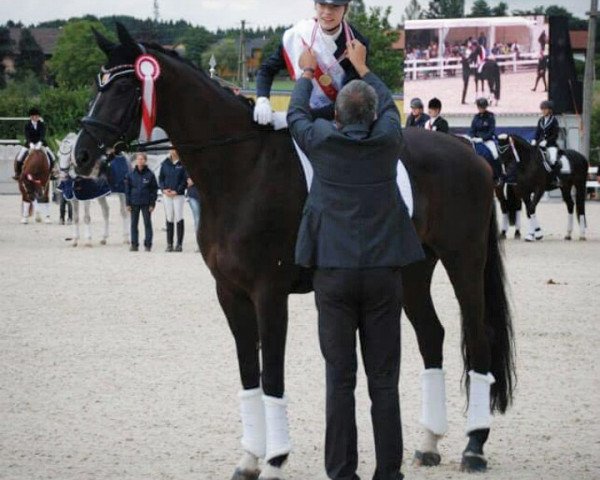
[346,39,369,77]
[299,48,318,73]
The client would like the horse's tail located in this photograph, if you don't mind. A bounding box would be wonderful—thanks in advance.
[507,184,519,225]
[481,206,516,413]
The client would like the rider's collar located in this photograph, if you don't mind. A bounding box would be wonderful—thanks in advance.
[321,23,343,41]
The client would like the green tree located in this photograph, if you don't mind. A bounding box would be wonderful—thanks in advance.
[180,27,214,66]
[15,28,45,80]
[426,0,465,19]
[491,2,509,17]
[403,0,425,21]
[349,0,366,16]
[469,0,492,17]
[348,6,403,91]
[201,38,240,79]
[49,20,114,89]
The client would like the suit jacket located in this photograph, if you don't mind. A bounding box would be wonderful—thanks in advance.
[426,116,449,133]
[256,22,369,120]
[534,115,559,146]
[287,72,424,269]
[24,120,46,146]
[405,113,430,129]
[469,111,496,141]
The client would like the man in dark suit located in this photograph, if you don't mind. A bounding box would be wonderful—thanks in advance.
[288,39,424,480]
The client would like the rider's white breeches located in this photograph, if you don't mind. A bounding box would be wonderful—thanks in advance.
[546,147,558,165]
[17,146,55,163]
[484,140,499,160]
[163,195,185,223]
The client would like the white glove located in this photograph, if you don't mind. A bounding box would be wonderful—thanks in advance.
[29,142,35,149]
[472,137,483,143]
[539,140,547,148]
[36,142,42,149]
[530,139,537,146]
[253,97,273,125]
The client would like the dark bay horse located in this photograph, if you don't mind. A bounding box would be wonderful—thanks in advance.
[75,24,515,478]
[18,148,51,224]
[461,52,501,105]
[497,134,589,241]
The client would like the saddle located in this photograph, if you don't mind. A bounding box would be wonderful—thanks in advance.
[539,147,570,174]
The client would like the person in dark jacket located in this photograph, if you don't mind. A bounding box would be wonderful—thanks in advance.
[405,98,430,128]
[254,0,369,124]
[159,149,187,252]
[531,51,548,92]
[13,107,56,180]
[125,153,158,252]
[533,100,561,182]
[470,97,502,183]
[186,177,201,252]
[424,97,449,133]
[288,39,424,480]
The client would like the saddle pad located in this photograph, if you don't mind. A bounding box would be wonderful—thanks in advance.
[58,176,111,201]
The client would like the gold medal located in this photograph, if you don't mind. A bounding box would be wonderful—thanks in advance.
[319,74,333,87]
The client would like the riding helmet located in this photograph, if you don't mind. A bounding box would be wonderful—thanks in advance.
[540,100,554,111]
[428,97,442,110]
[410,97,424,109]
[28,107,41,116]
[314,0,351,4]
[476,97,489,108]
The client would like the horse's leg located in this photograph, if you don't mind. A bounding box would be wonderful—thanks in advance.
[34,200,41,223]
[71,200,80,247]
[98,197,110,245]
[574,180,587,240]
[21,200,30,224]
[41,200,51,224]
[530,190,545,241]
[119,194,130,244]
[402,252,447,467]
[216,283,263,480]
[254,290,291,480]
[522,191,543,242]
[560,184,575,240]
[495,187,509,239]
[83,201,93,247]
[441,249,493,472]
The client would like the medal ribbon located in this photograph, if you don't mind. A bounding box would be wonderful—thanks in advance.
[134,55,161,142]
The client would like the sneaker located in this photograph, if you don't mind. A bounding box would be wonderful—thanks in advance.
[165,244,173,252]
[174,244,183,252]
[130,245,139,252]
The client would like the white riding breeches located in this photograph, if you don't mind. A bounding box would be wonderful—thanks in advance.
[484,140,499,160]
[546,146,558,165]
[163,195,185,223]
[17,146,55,163]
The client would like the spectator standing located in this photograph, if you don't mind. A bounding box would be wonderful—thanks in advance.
[159,149,187,252]
[187,177,201,252]
[125,153,158,252]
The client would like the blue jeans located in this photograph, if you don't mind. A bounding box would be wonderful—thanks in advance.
[131,205,153,248]
[188,197,201,236]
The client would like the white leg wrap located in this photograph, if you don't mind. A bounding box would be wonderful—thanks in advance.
[466,371,495,434]
[579,215,586,237]
[420,369,448,436]
[239,388,266,459]
[22,202,30,218]
[515,211,521,230]
[263,395,292,462]
[567,213,574,234]
[501,213,509,232]
[484,140,499,159]
[420,429,442,454]
[238,451,260,473]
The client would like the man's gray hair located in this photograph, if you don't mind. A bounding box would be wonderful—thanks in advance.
[335,80,378,127]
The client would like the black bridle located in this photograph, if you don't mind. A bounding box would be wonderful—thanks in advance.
[80,55,262,159]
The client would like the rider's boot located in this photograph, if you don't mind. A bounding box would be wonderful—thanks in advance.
[12,160,22,180]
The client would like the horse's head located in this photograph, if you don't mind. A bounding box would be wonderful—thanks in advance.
[74,24,144,177]
[20,150,48,202]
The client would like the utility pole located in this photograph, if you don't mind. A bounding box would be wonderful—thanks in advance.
[238,20,248,90]
[582,0,598,158]
[153,0,160,22]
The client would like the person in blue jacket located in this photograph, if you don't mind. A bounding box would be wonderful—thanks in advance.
[159,149,187,252]
[469,97,502,183]
[125,153,158,252]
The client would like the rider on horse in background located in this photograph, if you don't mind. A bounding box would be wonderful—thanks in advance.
[532,100,561,186]
[253,0,369,125]
[405,97,430,128]
[13,107,56,180]
[424,97,449,133]
[470,97,502,184]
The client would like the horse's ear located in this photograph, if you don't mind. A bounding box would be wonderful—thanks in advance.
[92,28,116,56]
[116,22,136,48]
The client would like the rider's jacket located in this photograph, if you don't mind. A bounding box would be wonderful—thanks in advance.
[24,120,47,146]
[255,21,369,120]
[469,111,496,141]
[158,158,188,195]
[405,113,430,128]
[534,115,559,147]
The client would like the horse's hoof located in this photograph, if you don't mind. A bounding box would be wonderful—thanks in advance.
[231,468,260,480]
[100,239,107,245]
[514,230,521,239]
[524,234,534,242]
[535,235,544,241]
[413,450,441,467]
[579,236,587,241]
[461,452,488,472]
[565,234,572,241]
[499,231,506,240]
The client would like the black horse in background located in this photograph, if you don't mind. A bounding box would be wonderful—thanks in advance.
[495,184,523,240]
[461,52,501,105]
[497,134,589,241]
[75,24,515,479]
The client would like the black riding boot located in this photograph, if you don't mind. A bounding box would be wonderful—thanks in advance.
[166,221,174,252]
[13,160,22,180]
[175,220,184,252]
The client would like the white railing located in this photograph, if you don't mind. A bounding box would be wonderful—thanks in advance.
[405,53,539,80]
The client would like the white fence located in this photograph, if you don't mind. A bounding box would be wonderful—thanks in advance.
[405,53,539,81]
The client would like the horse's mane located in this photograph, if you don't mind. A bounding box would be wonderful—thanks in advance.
[508,134,532,150]
[141,42,255,111]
